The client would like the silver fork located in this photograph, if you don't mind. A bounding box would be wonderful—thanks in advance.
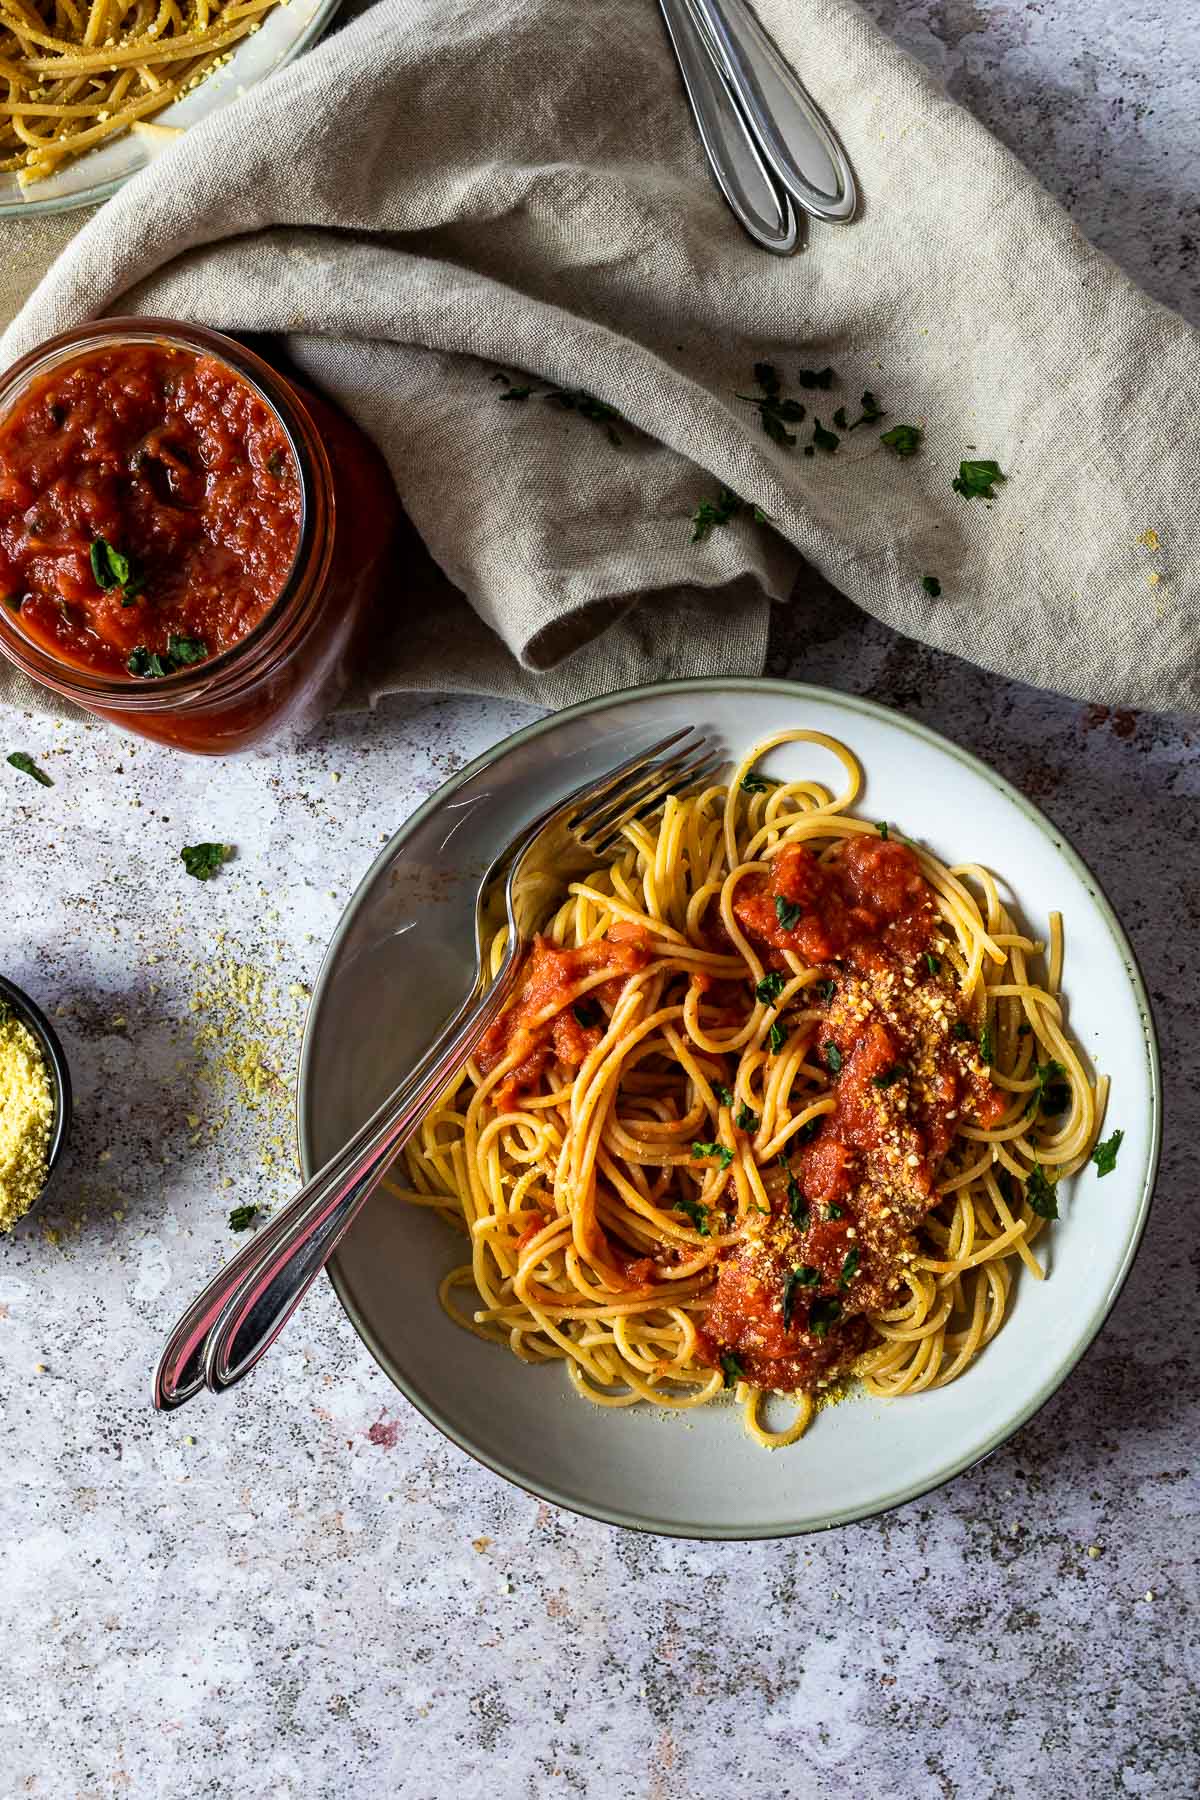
[152,727,723,1411]
[659,0,856,250]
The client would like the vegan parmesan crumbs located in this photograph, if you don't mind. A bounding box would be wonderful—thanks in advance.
[0,1006,54,1231]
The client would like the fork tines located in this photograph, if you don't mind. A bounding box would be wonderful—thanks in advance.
[571,731,723,853]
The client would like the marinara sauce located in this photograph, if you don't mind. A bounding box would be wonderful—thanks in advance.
[0,321,399,752]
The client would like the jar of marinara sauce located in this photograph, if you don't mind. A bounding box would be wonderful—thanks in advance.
[0,318,400,753]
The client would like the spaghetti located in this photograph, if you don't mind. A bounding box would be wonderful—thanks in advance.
[0,0,282,186]
[389,729,1105,1449]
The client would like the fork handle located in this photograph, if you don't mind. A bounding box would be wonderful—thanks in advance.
[151,959,522,1410]
[687,0,857,223]
[659,0,798,254]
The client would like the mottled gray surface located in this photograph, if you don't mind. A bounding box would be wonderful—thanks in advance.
[2,3,1199,1796]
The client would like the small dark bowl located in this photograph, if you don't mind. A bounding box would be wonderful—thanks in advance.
[0,973,72,1216]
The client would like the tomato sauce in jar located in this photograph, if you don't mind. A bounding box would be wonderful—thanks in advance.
[0,320,400,753]
[0,343,302,682]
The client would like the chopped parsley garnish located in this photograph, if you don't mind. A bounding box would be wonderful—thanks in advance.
[715,1085,735,1108]
[809,1296,842,1338]
[924,951,941,974]
[782,1266,819,1329]
[1024,1164,1058,1219]
[266,448,287,475]
[952,1020,972,1041]
[922,575,942,597]
[734,1103,759,1134]
[871,1064,907,1090]
[876,820,889,839]
[677,1196,711,1236]
[691,486,740,542]
[90,537,143,600]
[691,1140,734,1169]
[952,458,1006,501]
[545,386,624,445]
[979,1022,994,1066]
[126,646,172,679]
[2,592,20,610]
[573,999,602,1028]
[795,1115,822,1144]
[839,1248,860,1287]
[826,1202,845,1220]
[737,362,808,447]
[720,1353,745,1389]
[823,1041,843,1074]
[1091,1129,1124,1178]
[880,423,923,457]
[796,366,835,389]
[775,895,802,930]
[755,972,785,1004]
[7,750,52,787]
[768,1020,787,1053]
[1028,1059,1070,1117]
[814,978,837,1004]
[1017,1021,1032,1037]
[181,842,232,880]
[690,487,767,541]
[836,391,885,432]
[787,1174,808,1231]
[498,384,532,401]
[811,417,840,455]
[741,772,770,794]
[229,1204,261,1231]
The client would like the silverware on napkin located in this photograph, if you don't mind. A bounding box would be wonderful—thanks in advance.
[659,0,856,249]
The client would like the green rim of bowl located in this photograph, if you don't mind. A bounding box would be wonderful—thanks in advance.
[297,677,1162,1539]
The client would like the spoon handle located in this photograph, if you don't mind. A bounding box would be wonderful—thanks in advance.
[686,0,857,222]
[152,962,520,1410]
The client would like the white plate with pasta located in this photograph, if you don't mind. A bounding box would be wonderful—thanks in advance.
[0,0,340,213]
[298,680,1159,1538]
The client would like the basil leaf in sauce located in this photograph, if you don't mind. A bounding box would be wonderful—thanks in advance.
[809,1296,843,1337]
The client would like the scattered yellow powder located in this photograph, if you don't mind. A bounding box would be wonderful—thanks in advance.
[0,1009,54,1232]
[1136,529,1159,551]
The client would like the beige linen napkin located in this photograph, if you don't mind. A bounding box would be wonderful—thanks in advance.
[2,0,1198,721]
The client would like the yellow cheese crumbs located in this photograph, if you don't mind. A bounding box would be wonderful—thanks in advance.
[0,1010,54,1232]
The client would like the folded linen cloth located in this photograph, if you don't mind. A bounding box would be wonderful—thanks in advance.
[2,0,1198,722]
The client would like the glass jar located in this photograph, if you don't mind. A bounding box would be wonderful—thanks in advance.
[0,318,400,753]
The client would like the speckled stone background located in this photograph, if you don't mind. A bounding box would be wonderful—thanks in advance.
[2,4,1198,1796]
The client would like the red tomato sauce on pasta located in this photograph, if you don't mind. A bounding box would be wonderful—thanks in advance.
[0,342,301,679]
[700,834,1008,1390]
[476,925,651,1113]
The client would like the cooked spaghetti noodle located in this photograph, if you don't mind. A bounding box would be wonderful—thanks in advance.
[388,729,1105,1449]
[0,0,282,186]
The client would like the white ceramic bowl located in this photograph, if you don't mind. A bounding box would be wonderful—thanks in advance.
[0,0,341,217]
[298,680,1160,1538]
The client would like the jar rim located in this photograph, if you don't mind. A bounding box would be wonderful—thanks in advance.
[0,317,335,709]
